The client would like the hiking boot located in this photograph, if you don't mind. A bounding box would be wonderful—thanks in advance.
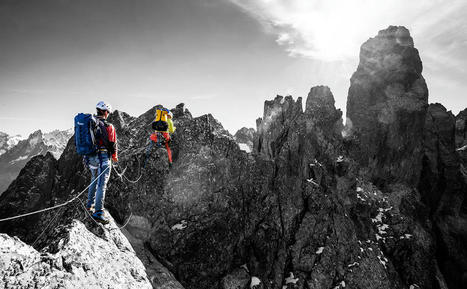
[92,210,109,224]
[85,205,94,213]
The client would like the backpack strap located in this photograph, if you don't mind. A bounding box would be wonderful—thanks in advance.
[95,117,111,154]
[90,116,97,147]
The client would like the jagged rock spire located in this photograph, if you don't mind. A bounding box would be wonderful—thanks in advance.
[346,26,428,185]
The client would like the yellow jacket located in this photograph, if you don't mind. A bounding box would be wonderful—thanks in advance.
[167,118,176,133]
[155,108,176,133]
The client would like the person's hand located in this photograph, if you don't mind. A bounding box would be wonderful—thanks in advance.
[112,156,118,163]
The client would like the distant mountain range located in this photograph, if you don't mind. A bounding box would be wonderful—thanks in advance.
[0,132,23,156]
[0,129,73,194]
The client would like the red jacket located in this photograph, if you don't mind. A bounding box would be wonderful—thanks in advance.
[106,124,118,161]
[96,117,118,161]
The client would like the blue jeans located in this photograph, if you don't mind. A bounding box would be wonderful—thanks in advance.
[86,152,111,212]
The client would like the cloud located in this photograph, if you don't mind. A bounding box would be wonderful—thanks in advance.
[228,0,467,62]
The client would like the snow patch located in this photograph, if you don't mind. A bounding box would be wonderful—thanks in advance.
[315,247,324,254]
[7,135,23,148]
[311,158,323,167]
[400,234,413,240]
[250,276,261,288]
[241,263,249,272]
[377,253,389,269]
[378,224,389,235]
[171,220,188,230]
[356,193,366,202]
[307,178,319,187]
[238,143,251,153]
[333,280,346,289]
[9,155,28,165]
[285,272,299,284]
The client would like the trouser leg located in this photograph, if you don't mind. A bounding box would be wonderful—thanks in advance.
[86,156,100,208]
[163,133,172,163]
[165,142,172,163]
[94,154,111,212]
[86,168,98,208]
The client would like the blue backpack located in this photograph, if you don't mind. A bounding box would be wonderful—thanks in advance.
[74,113,97,155]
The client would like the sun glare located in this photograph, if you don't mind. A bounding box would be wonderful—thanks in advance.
[230,0,451,61]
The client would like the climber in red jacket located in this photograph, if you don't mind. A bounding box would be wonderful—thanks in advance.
[84,101,118,224]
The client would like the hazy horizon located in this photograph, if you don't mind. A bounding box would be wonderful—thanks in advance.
[1,0,466,137]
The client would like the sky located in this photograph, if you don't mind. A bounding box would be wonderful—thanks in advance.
[0,0,466,137]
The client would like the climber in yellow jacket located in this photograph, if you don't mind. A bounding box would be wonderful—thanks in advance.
[150,107,176,163]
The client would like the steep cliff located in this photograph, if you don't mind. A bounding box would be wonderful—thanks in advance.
[346,26,428,186]
[455,109,467,167]
[420,104,467,289]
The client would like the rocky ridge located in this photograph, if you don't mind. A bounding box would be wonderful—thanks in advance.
[0,217,152,288]
[0,26,466,289]
[0,129,73,194]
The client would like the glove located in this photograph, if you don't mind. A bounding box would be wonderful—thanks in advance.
[112,155,118,163]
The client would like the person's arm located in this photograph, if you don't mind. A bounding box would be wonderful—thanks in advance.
[107,124,118,161]
[167,119,176,133]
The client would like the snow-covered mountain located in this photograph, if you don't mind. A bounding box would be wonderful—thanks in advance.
[43,129,74,159]
[0,129,73,194]
[234,127,255,153]
[0,132,23,156]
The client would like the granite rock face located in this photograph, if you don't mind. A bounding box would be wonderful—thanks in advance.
[0,219,152,288]
[420,104,467,289]
[346,26,428,186]
[455,109,467,167]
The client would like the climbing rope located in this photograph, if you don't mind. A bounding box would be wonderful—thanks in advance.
[0,135,169,223]
[79,200,133,230]
[113,157,143,184]
[0,165,111,223]
[31,206,66,248]
[118,212,133,229]
[79,201,101,226]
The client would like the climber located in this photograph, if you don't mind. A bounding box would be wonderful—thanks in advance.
[75,101,118,224]
[148,106,176,164]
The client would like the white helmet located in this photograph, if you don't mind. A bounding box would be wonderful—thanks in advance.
[96,101,112,113]
[168,111,173,118]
